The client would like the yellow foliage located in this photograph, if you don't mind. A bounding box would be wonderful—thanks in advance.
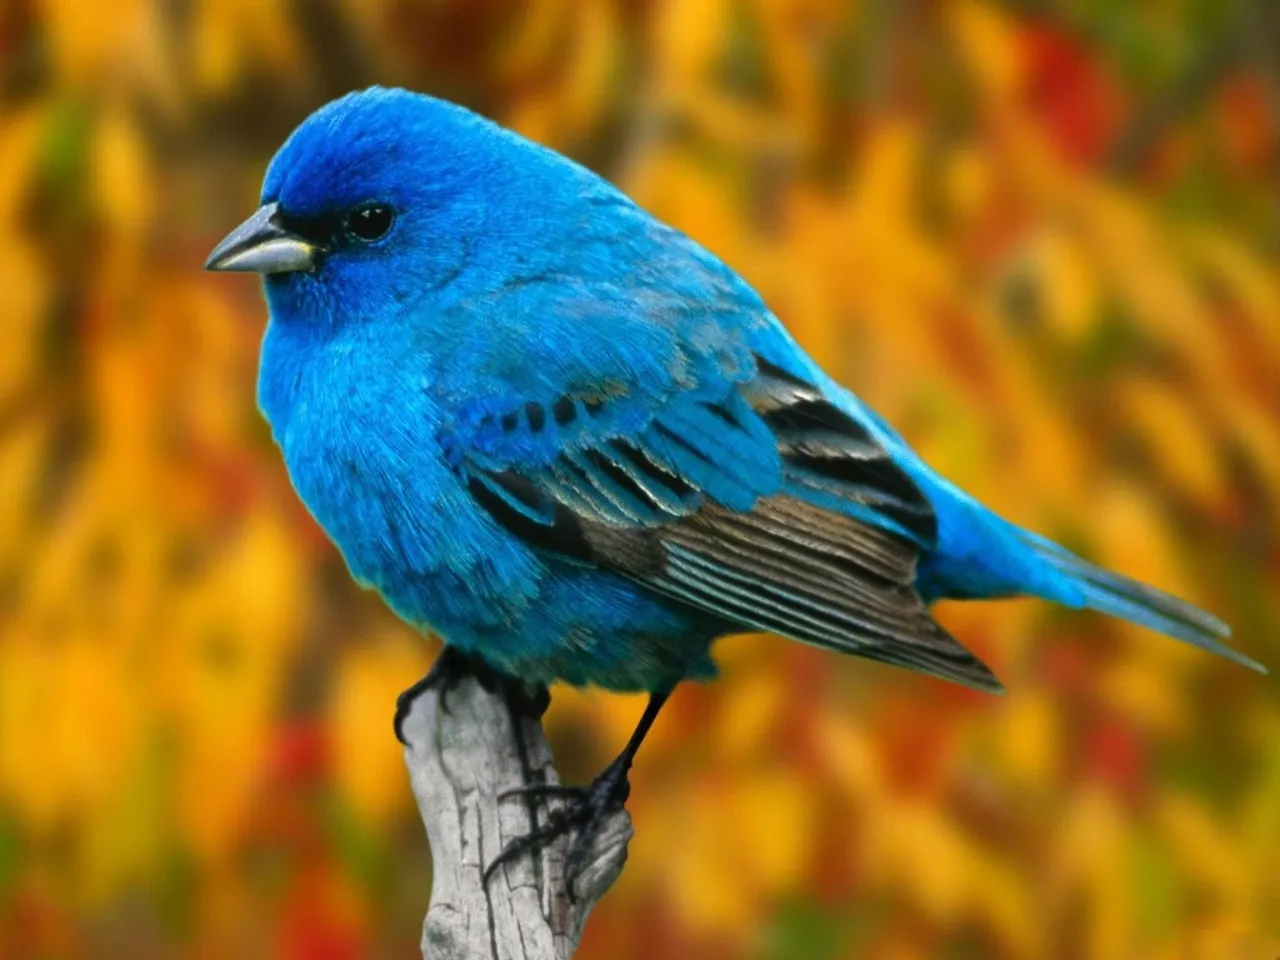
[0,631,142,833]
[665,774,815,935]
[1119,377,1229,508]
[651,0,732,98]
[879,803,973,923]
[91,107,153,238]
[1098,657,1191,736]
[713,669,785,763]
[331,631,429,822]
[997,689,1061,790]
[1156,793,1249,902]
[949,0,1025,104]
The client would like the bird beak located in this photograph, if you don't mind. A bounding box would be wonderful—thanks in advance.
[204,202,320,274]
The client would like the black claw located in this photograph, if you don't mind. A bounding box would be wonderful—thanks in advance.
[501,679,551,721]
[483,808,580,886]
[482,692,671,895]
[483,758,632,896]
[394,648,550,744]
[394,647,483,744]
[498,783,588,804]
[393,675,434,745]
[520,683,552,718]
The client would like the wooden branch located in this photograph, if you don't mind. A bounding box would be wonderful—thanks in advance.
[400,675,633,960]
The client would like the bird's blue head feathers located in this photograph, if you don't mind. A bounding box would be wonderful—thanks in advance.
[254,87,589,329]
[262,87,497,220]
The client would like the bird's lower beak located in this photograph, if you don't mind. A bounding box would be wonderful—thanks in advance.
[204,202,319,274]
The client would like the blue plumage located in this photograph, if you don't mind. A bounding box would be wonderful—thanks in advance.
[211,86,1264,698]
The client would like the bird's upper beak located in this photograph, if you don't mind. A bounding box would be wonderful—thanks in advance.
[204,202,320,274]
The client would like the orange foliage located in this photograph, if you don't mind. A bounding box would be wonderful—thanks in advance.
[1,0,1278,957]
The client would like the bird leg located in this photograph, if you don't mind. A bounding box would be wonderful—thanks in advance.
[486,691,669,895]
[393,646,548,744]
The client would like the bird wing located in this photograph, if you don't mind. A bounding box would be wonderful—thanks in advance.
[445,345,1002,693]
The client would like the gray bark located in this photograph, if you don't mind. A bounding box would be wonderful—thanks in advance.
[400,676,632,959]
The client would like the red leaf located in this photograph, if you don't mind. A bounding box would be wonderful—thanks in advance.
[1018,24,1124,166]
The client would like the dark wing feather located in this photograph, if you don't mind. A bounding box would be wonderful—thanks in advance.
[458,356,1002,693]
[657,498,1000,690]
[746,358,938,545]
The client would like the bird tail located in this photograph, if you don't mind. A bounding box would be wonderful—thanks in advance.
[1018,530,1266,674]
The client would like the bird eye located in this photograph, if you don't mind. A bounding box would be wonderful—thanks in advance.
[344,204,394,243]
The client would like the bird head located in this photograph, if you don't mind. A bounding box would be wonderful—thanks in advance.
[205,87,554,327]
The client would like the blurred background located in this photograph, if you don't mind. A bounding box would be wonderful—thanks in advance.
[1,0,1279,957]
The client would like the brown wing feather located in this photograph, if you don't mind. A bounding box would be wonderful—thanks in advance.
[466,355,1002,692]
[646,497,1003,692]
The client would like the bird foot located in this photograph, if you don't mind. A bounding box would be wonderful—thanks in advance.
[485,755,632,896]
[394,646,475,743]
[394,647,548,744]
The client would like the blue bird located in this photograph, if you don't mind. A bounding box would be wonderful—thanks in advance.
[206,87,1264,880]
